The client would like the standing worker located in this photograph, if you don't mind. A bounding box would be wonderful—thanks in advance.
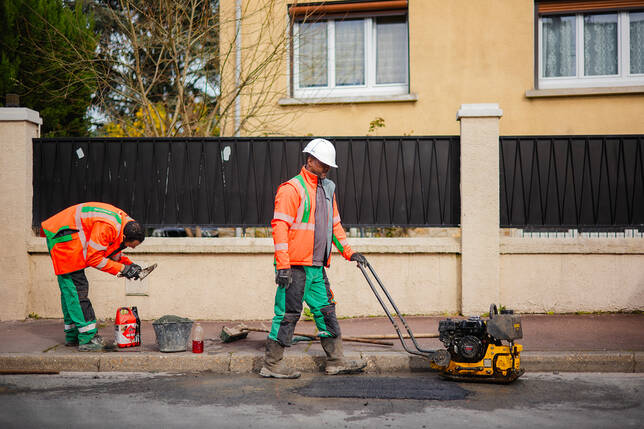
[261,138,368,379]
[41,202,145,351]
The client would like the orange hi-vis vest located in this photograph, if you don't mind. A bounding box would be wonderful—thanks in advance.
[41,202,134,276]
[272,167,354,270]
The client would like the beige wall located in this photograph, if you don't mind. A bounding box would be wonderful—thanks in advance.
[500,238,644,313]
[27,237,461,320]
[220,0,644,137]
[0,108,41,320]
[501,253,644,314]
[23,236,644,320]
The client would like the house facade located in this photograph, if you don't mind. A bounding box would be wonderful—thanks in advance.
[220,0,644,137]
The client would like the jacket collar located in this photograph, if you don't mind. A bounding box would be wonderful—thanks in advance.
[300,166,319,186]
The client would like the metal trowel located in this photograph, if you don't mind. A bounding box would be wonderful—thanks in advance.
[137,263,157,280]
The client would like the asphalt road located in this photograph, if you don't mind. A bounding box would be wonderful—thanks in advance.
[0,372,642,428]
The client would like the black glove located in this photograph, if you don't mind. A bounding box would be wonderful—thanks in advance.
[275,269,292,289]
[121,263,142,280]
[350,252,367,265]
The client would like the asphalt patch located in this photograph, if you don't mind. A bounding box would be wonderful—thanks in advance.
[295,376,470,400]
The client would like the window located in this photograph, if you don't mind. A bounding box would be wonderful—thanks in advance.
[538,3,644,89]
[290,2,409,99]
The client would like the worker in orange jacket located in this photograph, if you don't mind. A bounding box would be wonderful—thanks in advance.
[260,139,368,379]
[41,202,145,351]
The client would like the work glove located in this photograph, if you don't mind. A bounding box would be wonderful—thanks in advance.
[121,263,142,280]
[275,269,292,289]
[350,252,367,266]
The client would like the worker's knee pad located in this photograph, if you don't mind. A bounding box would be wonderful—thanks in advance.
[276,312,301,346]
[319,305,341,338]
[283,312,301,325]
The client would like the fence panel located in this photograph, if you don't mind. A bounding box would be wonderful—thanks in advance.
[33,137,461,228]
[500,135,644,229]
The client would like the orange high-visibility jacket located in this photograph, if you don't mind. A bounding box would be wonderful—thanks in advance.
[41,202,134,276]
[272,167,354,270]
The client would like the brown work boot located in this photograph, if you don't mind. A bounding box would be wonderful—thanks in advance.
[78,335,115,352]
[320,336,367,375]
[259,339,301,379]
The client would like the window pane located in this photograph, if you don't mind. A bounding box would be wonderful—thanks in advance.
[584,13,618,76]
[631,12,644,74]
[335,20,365,86]
[376,16,408,84]
[542,15,576,77]
[298,22,328,87]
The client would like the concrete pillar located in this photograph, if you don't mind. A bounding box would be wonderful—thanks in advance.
[0,108,42,320]
[457,103,502,315]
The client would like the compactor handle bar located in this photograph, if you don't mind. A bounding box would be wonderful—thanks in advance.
[357,259,436,359]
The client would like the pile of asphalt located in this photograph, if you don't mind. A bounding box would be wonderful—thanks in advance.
[152,315,193,324]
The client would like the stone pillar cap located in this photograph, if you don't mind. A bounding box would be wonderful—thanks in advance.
[457,103,503,120]
[0,107,43,125]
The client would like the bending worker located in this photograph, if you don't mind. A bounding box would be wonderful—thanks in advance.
[261,138,368,379]
[41,202,145,351]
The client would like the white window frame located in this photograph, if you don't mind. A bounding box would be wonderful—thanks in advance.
[293,17,408,98]
[538,11,644,89]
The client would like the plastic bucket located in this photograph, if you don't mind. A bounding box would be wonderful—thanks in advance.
[152,315,194,352]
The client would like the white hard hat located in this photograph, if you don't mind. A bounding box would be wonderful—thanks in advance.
[302,138,337,168]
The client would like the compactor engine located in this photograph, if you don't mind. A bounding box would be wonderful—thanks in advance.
[430,305,525,383]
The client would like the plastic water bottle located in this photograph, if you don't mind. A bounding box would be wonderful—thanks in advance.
[192,323,204,353]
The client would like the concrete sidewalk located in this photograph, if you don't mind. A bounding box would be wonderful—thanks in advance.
[0,314,642,374]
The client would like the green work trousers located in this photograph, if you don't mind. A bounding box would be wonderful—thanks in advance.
[57,270,98,344]
[269,265,341,346]
[46,232,97,344]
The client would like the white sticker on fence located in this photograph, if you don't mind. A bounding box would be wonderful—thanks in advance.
[76,148,85,159]
[222,146,231,161]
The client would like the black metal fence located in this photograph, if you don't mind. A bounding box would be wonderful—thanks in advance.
[500,135,644,229]
[33,137,461,228]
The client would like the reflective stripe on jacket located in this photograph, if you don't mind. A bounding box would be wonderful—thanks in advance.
[41,202,134,275]
[272,167,354,269]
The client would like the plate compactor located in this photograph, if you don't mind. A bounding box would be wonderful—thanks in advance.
[358,259,525,384]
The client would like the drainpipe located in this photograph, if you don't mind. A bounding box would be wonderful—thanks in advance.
[235,0,243,238]
[234,0,241,137]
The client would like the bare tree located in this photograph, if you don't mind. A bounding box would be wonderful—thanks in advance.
[216,0,295,136]
[33,0,298,137]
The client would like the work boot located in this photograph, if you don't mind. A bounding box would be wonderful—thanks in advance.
[259,339,301,379]
[320,336,367,375]
[78,335,115,352]
[65,339,79,347]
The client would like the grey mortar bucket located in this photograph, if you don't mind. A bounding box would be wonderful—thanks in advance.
[152,315,194,352]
